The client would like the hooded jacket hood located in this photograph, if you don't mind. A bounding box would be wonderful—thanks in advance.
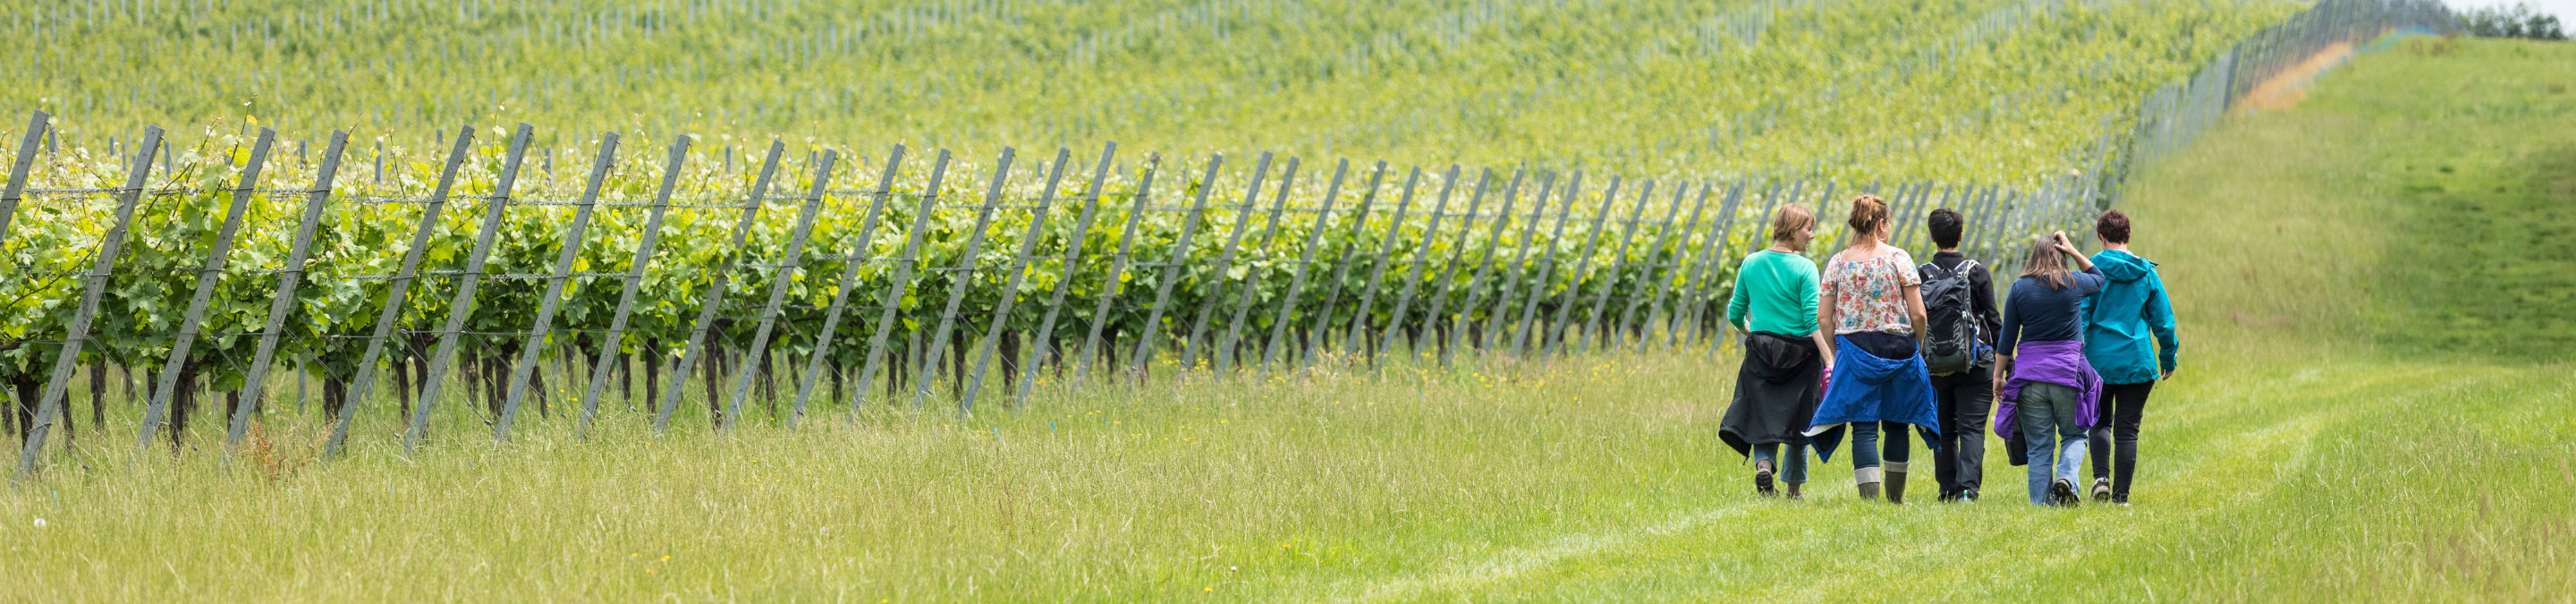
[2094,249,2156,283]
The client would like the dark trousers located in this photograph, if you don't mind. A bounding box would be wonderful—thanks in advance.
[1928,366,1993,499]
[2089,381,2155,500]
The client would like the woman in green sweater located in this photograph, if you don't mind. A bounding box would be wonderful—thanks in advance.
[1721,205,1835,498]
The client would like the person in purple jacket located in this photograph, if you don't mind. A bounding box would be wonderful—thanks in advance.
[1994,232,2105,506]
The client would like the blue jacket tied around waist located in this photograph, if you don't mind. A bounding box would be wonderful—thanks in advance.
[1804,335,1940,462]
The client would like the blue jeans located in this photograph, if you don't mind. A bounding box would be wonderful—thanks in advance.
[1752,442,1811,484]
[1847,422,1910,471]
[2017,383,2090,506]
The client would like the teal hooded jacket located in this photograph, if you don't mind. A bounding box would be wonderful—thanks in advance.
[2080,250,2178,384]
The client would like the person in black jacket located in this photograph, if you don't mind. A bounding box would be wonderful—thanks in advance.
[1921,208,2000,502]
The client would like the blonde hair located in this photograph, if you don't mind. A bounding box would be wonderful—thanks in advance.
[2019,235,2072,291]
[1768,204,1815,246]
[1845,194,1889,239]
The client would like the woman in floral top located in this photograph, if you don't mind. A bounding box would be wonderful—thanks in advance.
[1808,195,1941,503]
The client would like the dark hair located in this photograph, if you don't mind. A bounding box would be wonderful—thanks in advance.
[1928,208,1963,248]
[2096,209,2131,244]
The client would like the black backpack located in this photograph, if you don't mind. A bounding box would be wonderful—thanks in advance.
[1919,260,1989,375]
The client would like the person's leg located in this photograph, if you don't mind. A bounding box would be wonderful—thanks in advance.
[2018,390,2058,506]
[2089,387,2117,484]
[1956,366,1993,500]
[1930,374,1963,500]
[1851,421,1884,498]
[2050,387,2089,498]
[1752,443,1780,496]
[1784,440,1811,498]
[2112,381,2154,502]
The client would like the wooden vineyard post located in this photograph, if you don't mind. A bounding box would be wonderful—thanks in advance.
[1579,180,1653,354]
[1543,175,1619,359]
[720,149,836,430]
[1260,158,1350,373]
[961,148,1070,411]
[138,129,267,451]
[853,150,951,413]
[402,123,534,455]
[1180,153,1270,373]
[1298,162,1386,369]
[1414,168,1489,366]
[1449,167,1524,363]
[1128,155,1221,381]
[1216,157,1296,375]
[912,147,1014,413]
[654,142,784,433]
[16,125,159,479]
[1075,154,1157,381]
[1489,172,1555,353]
[1374,166,1458,362]
[0,111,47,238]
[1512,173,1581,358]
[1638,182,1710,353]
[219,132,344,448]
[493,132,621,443]
[1616,183,1689,352]
[1675,182,1745,351]
[1011,144,1117,408]
[575,135,692,439]
[786,145,905,430]
[1341,167,1419,364]
[325,125,477,460]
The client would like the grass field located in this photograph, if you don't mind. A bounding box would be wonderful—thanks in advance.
[2,36,2572,602]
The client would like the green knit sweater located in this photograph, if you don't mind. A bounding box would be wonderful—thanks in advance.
[1726,250,1820,336]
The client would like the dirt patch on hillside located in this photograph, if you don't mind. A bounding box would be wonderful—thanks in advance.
[2240,42,2357,112]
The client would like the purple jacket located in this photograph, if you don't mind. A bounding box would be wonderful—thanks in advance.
[1995,339,2101,440]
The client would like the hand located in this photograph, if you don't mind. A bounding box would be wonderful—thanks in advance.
[1991,375,2007,395]
[2160,370,2174,381]
[2051,231,2080,256]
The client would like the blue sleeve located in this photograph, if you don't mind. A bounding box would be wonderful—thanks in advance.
[1997,282,2021,354]
[2147,271,2179,373]
[2072,267,2106,296]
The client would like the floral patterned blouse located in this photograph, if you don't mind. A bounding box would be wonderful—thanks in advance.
[1824,249,1922,335]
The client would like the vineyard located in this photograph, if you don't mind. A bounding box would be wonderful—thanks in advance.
[1,0,2456,472]
[5,0,2311,183]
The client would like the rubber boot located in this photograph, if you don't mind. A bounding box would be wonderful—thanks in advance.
[1855,466,1884,501]
[1885,461,1909,505]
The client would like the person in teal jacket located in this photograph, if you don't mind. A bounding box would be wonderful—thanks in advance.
[2080,209,2177,505]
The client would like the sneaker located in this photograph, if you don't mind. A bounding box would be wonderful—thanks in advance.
[2051,479,2080,507]
[2091,478,2113,502]
[1754,464,1777,498]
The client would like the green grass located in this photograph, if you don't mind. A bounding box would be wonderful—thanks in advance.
[4,36,2573,602]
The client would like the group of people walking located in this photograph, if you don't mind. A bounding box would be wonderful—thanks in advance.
[1720,196,2178,506]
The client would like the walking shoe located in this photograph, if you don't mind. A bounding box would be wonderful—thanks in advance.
[1785,483,1804,500]
[2051,479,2080,507]
[1754,462,1777,498]
[2092,478,2113,502]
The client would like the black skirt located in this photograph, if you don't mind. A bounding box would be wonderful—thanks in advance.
[1720,331,1825,458]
